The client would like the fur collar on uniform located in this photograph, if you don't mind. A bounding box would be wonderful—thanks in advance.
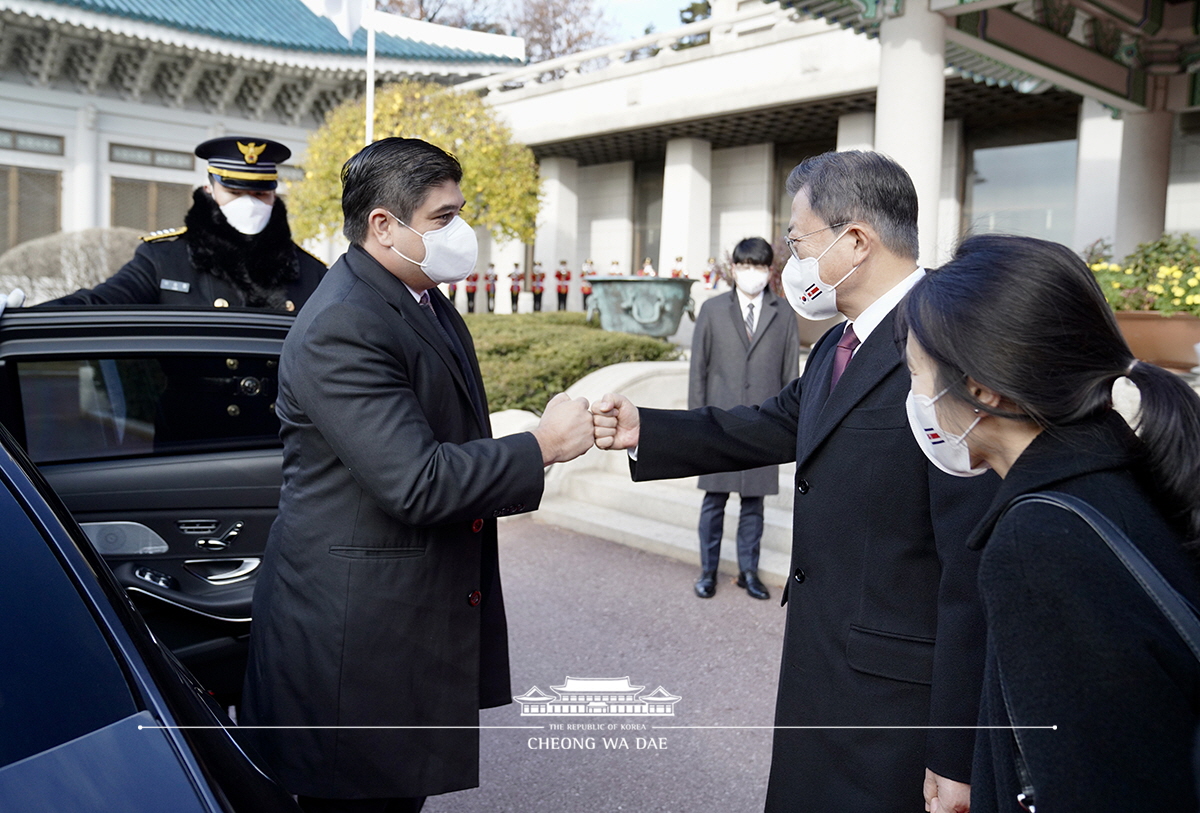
[184,188,299,309]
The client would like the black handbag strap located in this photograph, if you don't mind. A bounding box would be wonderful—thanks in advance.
[993,491,1200,812]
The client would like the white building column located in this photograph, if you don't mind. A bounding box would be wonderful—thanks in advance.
[874,1,946,266]
[71,104,100,231]
[535,156,580,307]
[1073,97,1123,255]
[1114,83,1172,258]
[837,112,875,152]
[660,138,712,275]
[936,118,963,264]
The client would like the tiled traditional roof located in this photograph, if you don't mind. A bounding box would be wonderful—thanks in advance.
[38,0,521,63]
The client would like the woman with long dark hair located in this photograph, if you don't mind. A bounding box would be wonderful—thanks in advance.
[900,233,1200,812]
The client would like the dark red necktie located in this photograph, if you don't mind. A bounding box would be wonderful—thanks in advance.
[829,324,860,390]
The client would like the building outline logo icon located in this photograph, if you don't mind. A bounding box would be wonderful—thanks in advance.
[514,676,681,717]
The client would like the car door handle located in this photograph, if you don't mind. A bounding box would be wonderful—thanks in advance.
[183,558,260,585]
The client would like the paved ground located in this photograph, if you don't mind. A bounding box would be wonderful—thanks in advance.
[423,516,786,813]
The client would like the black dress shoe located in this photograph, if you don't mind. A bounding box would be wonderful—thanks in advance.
[736,570,770,600]
[694,571,717,598]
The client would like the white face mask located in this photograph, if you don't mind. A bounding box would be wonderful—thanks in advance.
[219,194,274,235]
[387,212,478,285]
[734,267,770,297]
[905,388,991,478]
[781,226,859,321]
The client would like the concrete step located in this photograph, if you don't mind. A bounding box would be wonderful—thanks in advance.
[532,494,791,589]
[560,470,795,557]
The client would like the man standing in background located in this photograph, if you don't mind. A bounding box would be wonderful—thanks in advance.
[688,237,799,602]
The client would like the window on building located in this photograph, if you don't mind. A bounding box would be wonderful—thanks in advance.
[964,139,1078,245]
[633,160,664,273]
[110,177,192,232]
[0,165,61,254]
[109,143,194,171]
[0,129,64,156]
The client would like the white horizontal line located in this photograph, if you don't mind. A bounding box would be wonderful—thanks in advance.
[138,725,546,730]
[651,725,1058,730]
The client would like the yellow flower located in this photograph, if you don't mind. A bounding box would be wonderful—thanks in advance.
[1125,268,1135,275]
[1175,298,1183,305]
[1111,281,1122,289]
[1174,286,1187,296]
[1190,278,1200,287]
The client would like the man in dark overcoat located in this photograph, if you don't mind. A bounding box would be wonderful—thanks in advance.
[45,136,324,312]
[593,151,997,812]
[688,236,799,600]
[240,138,594,813]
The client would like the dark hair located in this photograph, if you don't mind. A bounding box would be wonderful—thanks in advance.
[785,151,919,260]
[731,237,773,267]
[340,138,462,244]
[900,233,1200,543]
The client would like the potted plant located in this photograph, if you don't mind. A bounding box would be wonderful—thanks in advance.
[1090,233,1200,370]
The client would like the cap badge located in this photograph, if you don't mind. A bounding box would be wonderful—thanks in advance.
[237,141,266,165]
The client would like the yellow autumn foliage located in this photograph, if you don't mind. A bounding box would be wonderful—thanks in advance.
[289,80,540,244]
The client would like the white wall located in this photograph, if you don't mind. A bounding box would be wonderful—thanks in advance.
[577,160,634,272]
[710,143,774,260]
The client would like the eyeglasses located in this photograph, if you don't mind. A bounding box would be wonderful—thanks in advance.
[785,222,849,261]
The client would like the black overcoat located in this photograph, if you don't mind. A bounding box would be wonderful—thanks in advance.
[968,412,1200,812]
[44,231,325,310]
[633,309,997,811]
[688,289,800,496]
[240,246,545,799]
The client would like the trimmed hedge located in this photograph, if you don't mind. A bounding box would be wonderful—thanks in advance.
[463,312,680,413]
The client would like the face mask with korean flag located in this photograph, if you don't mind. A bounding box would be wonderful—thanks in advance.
[905,388,991,478]
[780,226,859,321]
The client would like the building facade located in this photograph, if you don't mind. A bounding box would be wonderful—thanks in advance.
[463,0,1200,311]
[0,0,521,272]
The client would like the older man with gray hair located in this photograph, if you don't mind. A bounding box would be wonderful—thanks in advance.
[593,150,997,812]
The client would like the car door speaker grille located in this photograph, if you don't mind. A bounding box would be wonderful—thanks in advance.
[81,522,169,556]
[177,519,220,536]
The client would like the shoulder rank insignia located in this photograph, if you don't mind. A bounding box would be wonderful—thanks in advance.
[141,226,187,242]
[237,141,266,165]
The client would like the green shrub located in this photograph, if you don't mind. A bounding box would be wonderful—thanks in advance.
[464,312,680,412]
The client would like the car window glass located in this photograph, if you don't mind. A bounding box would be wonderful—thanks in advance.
[0,481,138,767]
[16,354,281,464]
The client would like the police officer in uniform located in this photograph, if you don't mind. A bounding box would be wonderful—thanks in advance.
[45,136,325,312]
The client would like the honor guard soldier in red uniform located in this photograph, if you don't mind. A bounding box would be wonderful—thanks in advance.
[509,263,522,312]
[464,267,479,313]
[46,136,325,311]
[446,279,458,309]
[670,256,686,278]
[531,261,546,311]
[484,263,498,313]
[581,259,594,312]
[639,257,656,277]
[555,260,571,311]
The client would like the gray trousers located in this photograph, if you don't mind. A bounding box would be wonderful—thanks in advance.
[698,491,764,574]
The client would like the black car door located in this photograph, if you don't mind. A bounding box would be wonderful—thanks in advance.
[0,307,293,705]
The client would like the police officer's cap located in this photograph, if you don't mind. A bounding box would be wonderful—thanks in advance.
[196,136,291,191]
